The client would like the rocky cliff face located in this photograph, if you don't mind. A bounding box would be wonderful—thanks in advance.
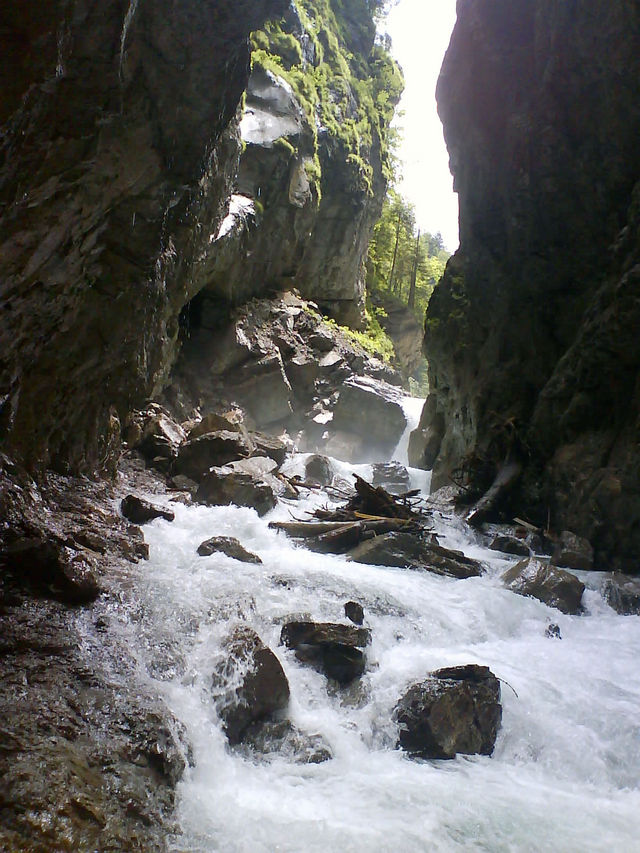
[420,0,640,571]
[186,0,402,328]
[0,0,287,475]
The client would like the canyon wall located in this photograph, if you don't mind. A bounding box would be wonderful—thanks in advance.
[420,0,640,570]
[0,0,288,473]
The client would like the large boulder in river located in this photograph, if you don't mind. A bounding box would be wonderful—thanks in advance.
[372,461,411,495]
[395,665,502,760]
[174,431,252,482]
[502,558,584,614]
[121,495,175,525]
[196,466,277,516]
[212,627,290,745]
[348,533,483,580]
[331,376,407,461]
[602,574,640,615]
[280,621,371,684]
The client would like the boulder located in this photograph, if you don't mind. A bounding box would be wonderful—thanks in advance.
[120,495,175,525]
[551,530,594,571]
[174,431,252,482]
[240,719,332,764]
[489,535,531,557]
[348,533,483,580]
[135,410,186,469]
[187,412,243,440]
[545,623,562,639]
[250,431,289,466]
[395,665,502,760]
[304,454,334,486]
[501,558,585,614]
[197,536,262,564]
[372,461,411,495]
[232,352,293,426]
[280,621,371,684]
[195,466,277,516]
[212,627,290,745]
[602,574,640,615]
[331,376,407,461]
[344,601,365,625]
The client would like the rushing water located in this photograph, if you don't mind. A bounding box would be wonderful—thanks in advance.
[110,399,640,852]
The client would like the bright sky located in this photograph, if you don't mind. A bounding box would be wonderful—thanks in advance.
[385,0,459,251]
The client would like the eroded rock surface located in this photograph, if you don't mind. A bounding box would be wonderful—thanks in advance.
[348,533,483,580]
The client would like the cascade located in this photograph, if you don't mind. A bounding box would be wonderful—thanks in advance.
[90,398,640,851]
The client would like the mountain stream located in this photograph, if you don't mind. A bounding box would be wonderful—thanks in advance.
[96,398,640,852]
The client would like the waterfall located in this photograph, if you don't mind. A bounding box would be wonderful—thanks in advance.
[119,0,140,84]
[101,396,640,851]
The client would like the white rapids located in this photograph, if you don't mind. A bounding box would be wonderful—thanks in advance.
[107,397,640,852]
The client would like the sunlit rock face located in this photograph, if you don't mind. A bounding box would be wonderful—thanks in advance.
[0,0,286,474]
[420,0,640,571]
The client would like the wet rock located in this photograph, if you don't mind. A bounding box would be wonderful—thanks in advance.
[196,467,277,516]
[602,574,640,615]
[280,621,371,684]
[489,535,531,557]
[331,376,407,462]
[348,533,483,580]
[212,626,290,745]
[344,601,365,625]
[197,536,262,564]
[502,558,584,615]
[395,665,502,760]
[3,538,101,605]
[121,495,175,525]
[551,530,594,571]
[305,454,334,486]
[372,461,411,495]
[174,431,252,482]
[545,623,562,639]
[240,719,332,764]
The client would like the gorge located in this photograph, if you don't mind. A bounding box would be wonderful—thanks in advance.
[1,1,639,850]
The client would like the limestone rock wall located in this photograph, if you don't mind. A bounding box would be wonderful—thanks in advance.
[0,0,287,474]
[421,0,640,570]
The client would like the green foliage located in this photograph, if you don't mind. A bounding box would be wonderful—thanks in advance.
[366,188,450,321]
[250,0,403,198]
[323,304,395,363]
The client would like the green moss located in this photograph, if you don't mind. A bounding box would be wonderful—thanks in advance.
[250,0,403,199]
[323,304,395,363]
[273,136,297,158]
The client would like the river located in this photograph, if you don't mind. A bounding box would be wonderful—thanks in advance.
[109,398,640,852]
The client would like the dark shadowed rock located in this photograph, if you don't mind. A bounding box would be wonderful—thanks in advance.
[174,431,252,482]
[280,621,370,684]
[195,466,277,516]
[2,538,101,605]
[348,533,483,579]
[490,535,531,557]
[551,530,594,571]
[545,624,562,639]
[121,495,175,525]
[602,574,640,616]
[395,665,502,760]
[197,536,262,564]
[502,558,584,615]
[305,454,334,486]
[344,601,365,625]
[372,462,411,495]
[240,719,332,764]
[212,627,290,745]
